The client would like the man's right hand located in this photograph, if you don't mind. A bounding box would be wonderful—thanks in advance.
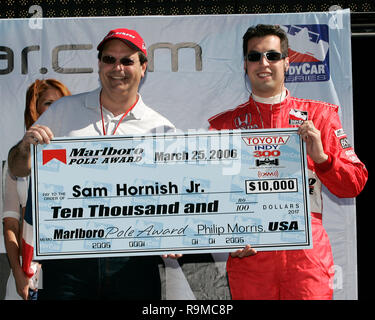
[23,124,54,147]
[8,124,54,177]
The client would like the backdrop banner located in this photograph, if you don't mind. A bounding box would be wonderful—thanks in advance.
[0,10,355,299]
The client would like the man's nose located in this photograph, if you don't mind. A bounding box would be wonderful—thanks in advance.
[113,61,125,70]
[259,54,270,66]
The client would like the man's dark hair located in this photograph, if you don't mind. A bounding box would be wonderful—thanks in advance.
[242,24,289,57]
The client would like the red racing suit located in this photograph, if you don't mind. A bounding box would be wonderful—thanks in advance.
[208,91,368,300]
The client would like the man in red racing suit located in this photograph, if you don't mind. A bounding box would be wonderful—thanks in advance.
[208,24,368,300]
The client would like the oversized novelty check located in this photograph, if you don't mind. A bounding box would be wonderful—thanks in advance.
[31,129,311,260]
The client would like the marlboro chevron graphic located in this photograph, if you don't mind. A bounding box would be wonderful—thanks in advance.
[42,149,67,165]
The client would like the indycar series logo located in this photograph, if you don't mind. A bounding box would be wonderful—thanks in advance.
[282,24,330,83]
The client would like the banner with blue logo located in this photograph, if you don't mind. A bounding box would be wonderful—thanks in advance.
[0,10,355,300]
[284,24,330,83]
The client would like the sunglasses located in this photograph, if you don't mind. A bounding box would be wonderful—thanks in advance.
[101,55,136,66]
[246,51,285,62]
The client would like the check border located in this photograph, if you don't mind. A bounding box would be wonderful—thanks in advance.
[31,129,312,259]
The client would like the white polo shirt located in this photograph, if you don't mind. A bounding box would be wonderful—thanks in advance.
[36,87,175,137]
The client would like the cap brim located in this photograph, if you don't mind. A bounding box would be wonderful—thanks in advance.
[97,37,142,53]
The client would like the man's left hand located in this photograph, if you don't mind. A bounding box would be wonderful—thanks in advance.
[298,120,328,164]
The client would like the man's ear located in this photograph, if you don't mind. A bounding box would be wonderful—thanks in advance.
[284,57,290,73]
[141,61,148,78]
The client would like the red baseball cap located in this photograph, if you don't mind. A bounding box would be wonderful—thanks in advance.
[97,28,147,56]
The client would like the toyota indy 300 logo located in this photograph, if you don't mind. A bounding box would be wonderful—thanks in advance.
[242,135,290,167]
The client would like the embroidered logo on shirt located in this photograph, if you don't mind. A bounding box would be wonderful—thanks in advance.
[335,128,346,137]
[234,113,259,129]
[289,109,308,125]
[340,137,351,149]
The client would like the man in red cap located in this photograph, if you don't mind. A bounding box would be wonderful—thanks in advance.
[96,28,149,120]
[8,28,175,300]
